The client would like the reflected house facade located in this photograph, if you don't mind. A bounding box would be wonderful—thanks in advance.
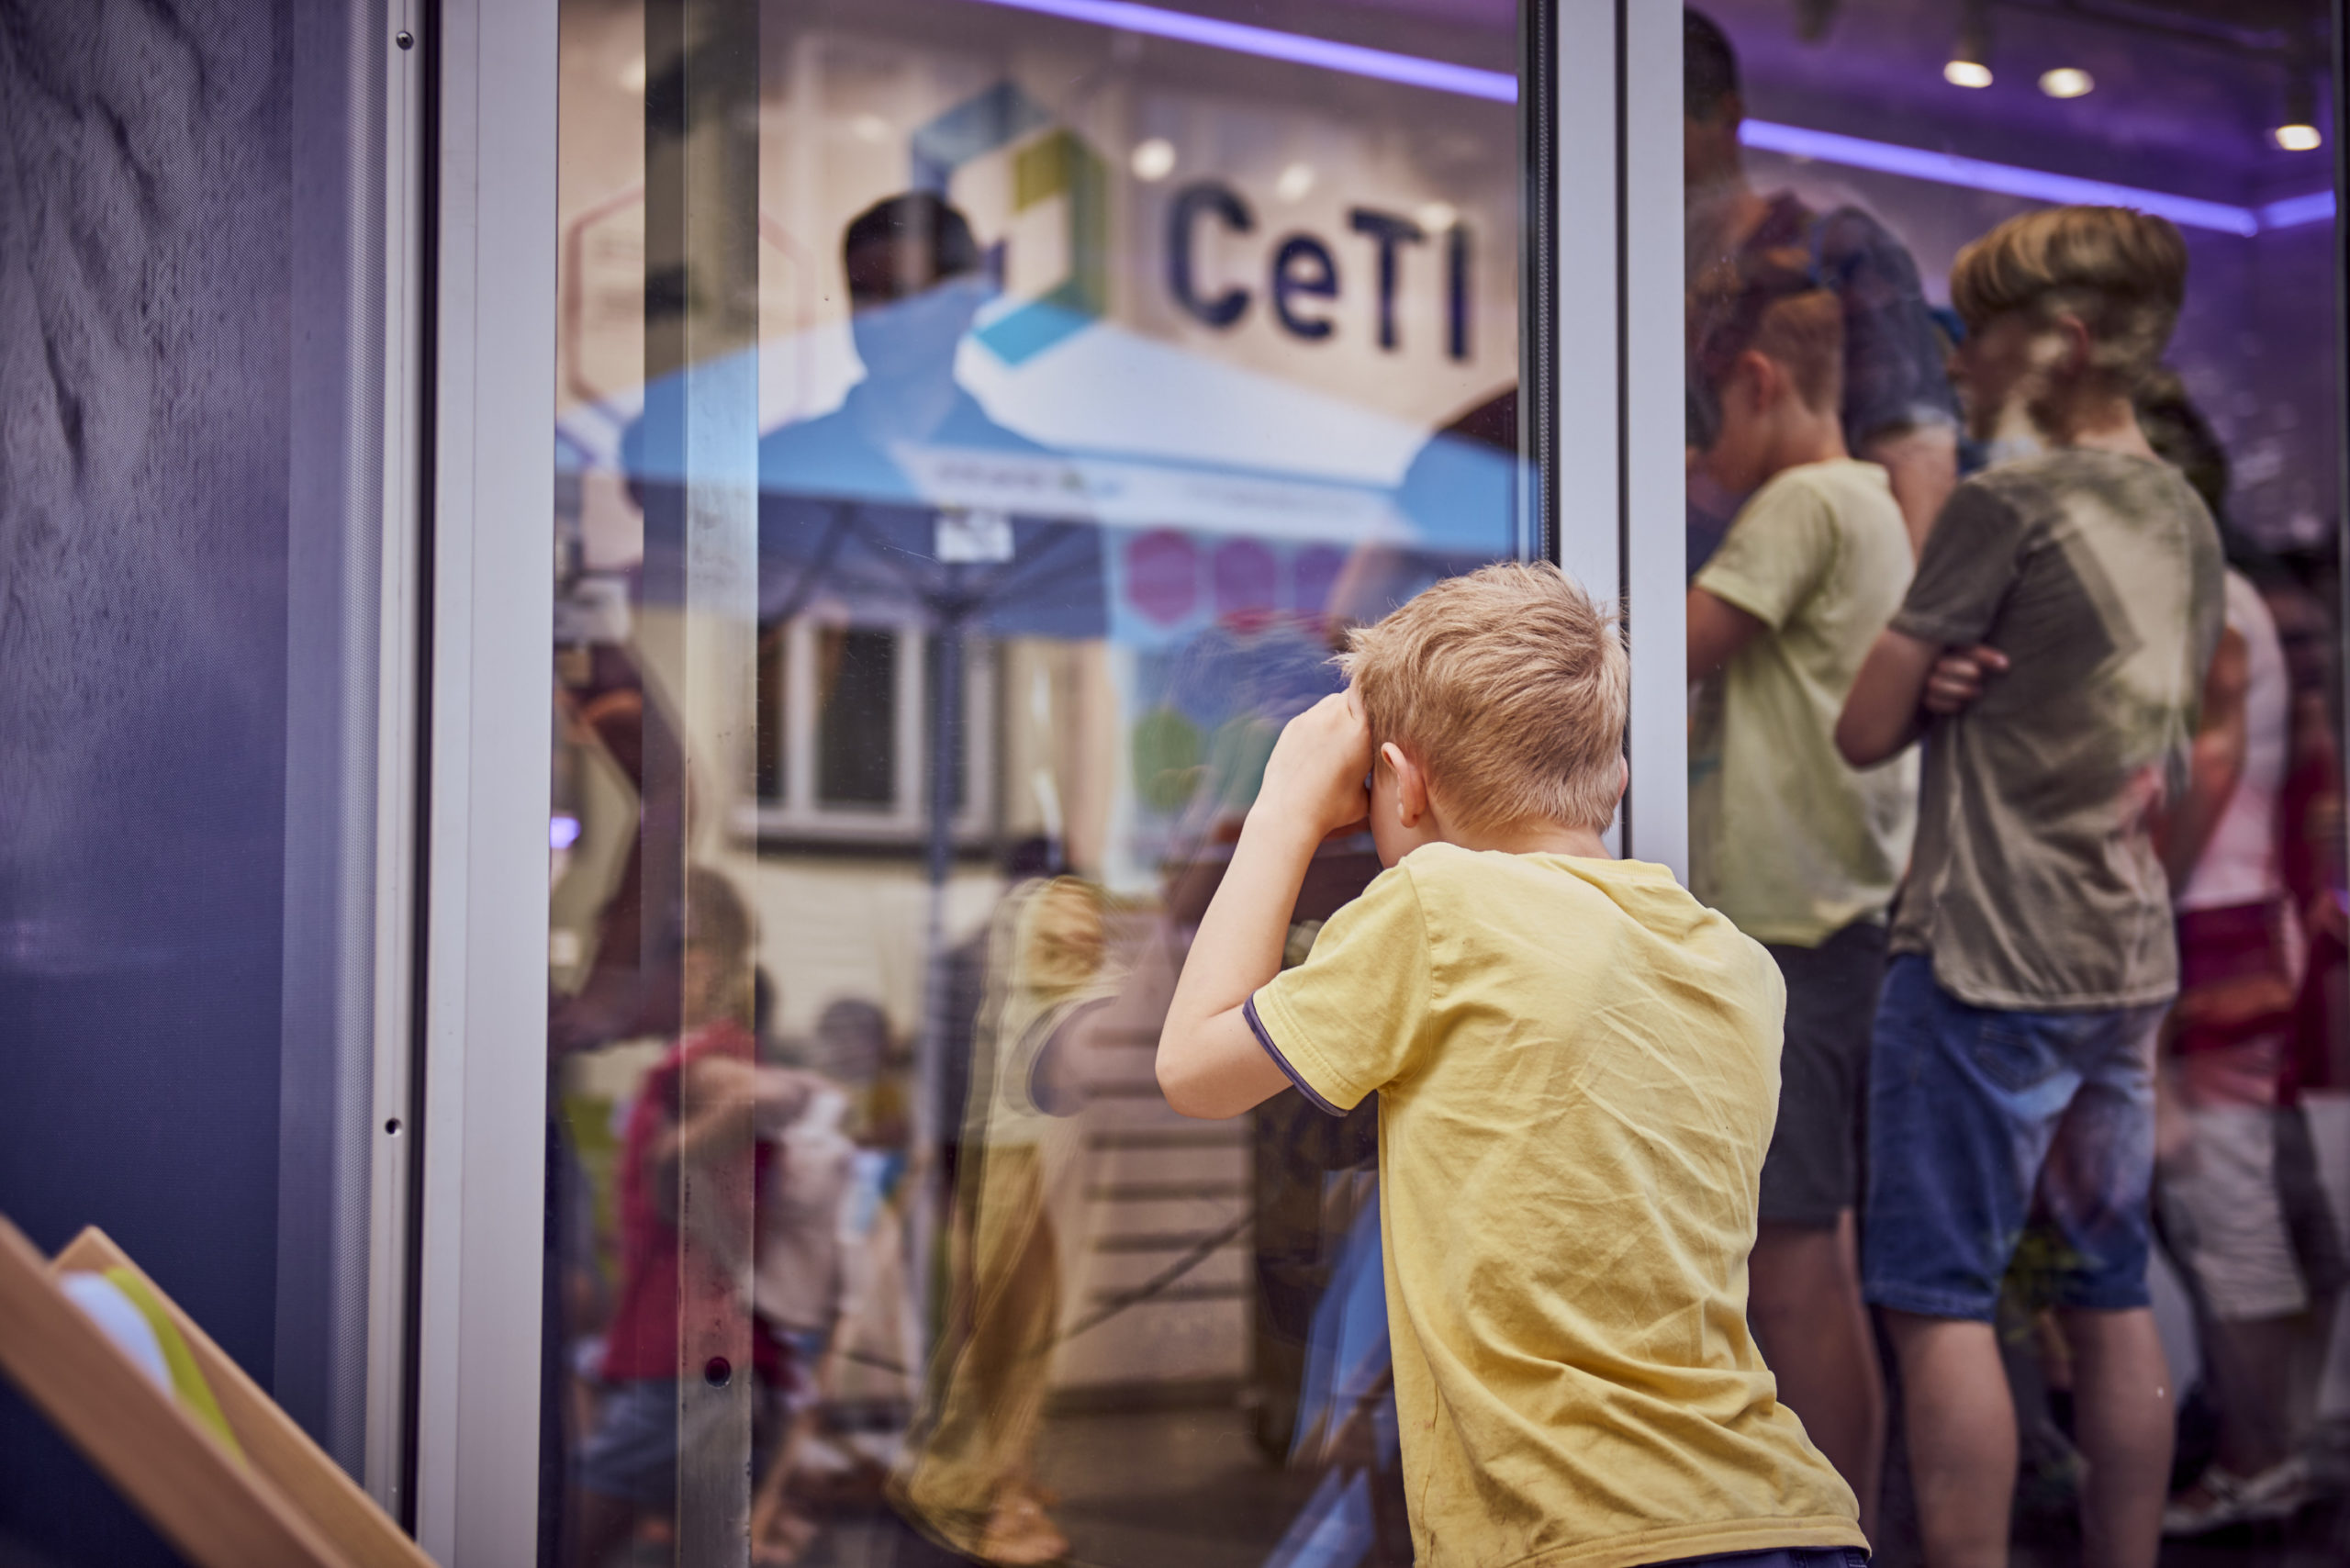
[549,0,1529,1437]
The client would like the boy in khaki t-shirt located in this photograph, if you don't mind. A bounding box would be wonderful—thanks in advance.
[1684,277,1916,1531]
[1158,565,1865,1568]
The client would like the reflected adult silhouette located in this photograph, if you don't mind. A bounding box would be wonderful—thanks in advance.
[754,192,1103,641]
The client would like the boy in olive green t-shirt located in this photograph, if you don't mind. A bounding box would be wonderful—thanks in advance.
[1685,279,1916,1531]
[1158,565,1866,1568]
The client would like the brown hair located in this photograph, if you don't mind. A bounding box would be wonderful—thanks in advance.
[1949,206,2188,390]
[1744,289,1844,414]
[1694,247,1843,417]
[1338,563,1628,833]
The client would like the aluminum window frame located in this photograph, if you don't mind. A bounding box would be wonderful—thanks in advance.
[393,2,1685,1559]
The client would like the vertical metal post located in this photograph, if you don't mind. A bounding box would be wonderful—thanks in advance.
[1621,0,1687,879]
[644,0,762,1561]
[412,0,559,1560]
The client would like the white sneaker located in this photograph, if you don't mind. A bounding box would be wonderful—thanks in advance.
[2161,1455,2311,1536]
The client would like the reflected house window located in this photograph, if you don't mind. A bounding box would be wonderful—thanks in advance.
[816,625,898,806]
[751,616,993,844]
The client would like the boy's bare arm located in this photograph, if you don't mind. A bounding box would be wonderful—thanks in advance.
[1158,692,1371,1120]
[1686,587,1766,681]
[1836,628,2009,767]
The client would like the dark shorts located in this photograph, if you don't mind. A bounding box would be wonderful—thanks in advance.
[1758,920,1888,1228]
[1863,954,2165,1322]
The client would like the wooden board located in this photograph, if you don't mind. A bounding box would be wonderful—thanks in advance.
[0,1213,351,1568]
[50,1227,439,1568]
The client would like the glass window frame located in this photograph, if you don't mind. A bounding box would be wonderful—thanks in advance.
[401,0,1693,1556]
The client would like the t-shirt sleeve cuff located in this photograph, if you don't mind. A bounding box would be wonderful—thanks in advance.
[1692,566,1787,632]
[1888,607,1986,647]
[1243,994,1353,1117]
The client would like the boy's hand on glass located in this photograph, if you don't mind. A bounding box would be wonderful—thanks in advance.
[1923,643,2009,714]
[1257,690,1373,842]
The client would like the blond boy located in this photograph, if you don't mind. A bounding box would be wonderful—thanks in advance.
[1158,564,1866,1568]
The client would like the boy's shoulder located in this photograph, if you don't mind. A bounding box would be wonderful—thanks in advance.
[1396,844,1712,937]
[1958,449,2210,548]
[1756,456,1897,513]
[1734,459,1904,548]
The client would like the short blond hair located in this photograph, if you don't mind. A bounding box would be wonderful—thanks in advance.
[1337,562,1627,833]
[1950,206,2188,390]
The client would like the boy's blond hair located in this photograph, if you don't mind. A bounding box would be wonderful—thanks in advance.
[1338,562,1627,833]
[1950,206,2187,390]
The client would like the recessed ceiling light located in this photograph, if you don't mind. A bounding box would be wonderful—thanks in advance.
[2275,123,2323,151]
[2039,67,2093,99]
[1130,138,1178,182]
[1944,60,1994,89]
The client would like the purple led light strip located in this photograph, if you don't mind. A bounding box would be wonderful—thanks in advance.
[957,0,1516,101]
[954,0,2333,234]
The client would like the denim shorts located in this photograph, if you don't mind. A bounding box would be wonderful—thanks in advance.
[1862,954,2165,1322]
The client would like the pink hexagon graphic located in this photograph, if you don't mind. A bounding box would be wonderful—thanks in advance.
[1292,544,1345,616]
[1124,530,1199,627]
[1213,539,1278,621]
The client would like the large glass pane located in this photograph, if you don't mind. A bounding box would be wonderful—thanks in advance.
[548,0,1528,1561]
[1678,4,2346,1562]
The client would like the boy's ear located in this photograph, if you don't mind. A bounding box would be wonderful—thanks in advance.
[1381,741,1428,827]
[1616,754,1629,805]
[2048,313,2096,383]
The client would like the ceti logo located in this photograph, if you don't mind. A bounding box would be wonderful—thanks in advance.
[912,82,1108,367]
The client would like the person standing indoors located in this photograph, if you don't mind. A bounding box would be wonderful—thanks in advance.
[1838,206,2223,1568]
[1686,268,1916,1537]
[1684,8,1959,569]
[2133,372,2347,1535]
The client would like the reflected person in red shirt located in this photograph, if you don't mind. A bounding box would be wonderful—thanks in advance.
[573,868,818,1567]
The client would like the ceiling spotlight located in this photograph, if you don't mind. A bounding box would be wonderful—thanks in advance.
[1130,137,1178,182]
[2039,67,2094,99]
[2274,77,2322,151]
[1945,5,1993,89]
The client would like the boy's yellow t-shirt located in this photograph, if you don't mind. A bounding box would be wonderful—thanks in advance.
[1248,844,1864,1568]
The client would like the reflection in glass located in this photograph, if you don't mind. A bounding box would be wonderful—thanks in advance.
[551,0,1526,1562]
[816,628,899,808]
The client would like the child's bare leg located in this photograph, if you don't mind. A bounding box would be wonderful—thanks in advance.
[2059,1305,2173,1568]
[1886,1309,2015,1568]
[1749,1211,1884,1538]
